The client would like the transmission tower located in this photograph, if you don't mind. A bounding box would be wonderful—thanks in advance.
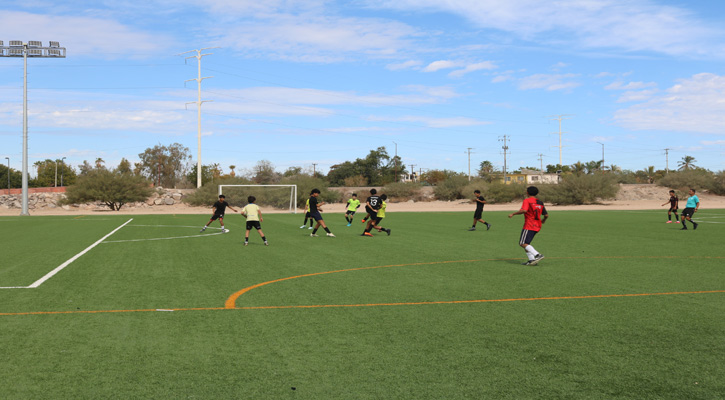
[548,114,572,166]
[499,136,509,183]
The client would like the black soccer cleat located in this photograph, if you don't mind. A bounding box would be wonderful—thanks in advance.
[486,223,491,230]
[693,223,698,230]
[386,228,391,236]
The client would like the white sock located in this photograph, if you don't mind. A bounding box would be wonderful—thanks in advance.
[525,245,538,260]
[221,226,225,230]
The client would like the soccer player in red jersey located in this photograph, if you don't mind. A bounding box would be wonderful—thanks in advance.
[508,186,548,266]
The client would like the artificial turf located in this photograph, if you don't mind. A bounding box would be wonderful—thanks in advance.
[0,209,723,398]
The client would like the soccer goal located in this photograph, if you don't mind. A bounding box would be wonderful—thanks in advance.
[219,184,298,214]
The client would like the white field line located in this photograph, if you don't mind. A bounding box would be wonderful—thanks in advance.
[22,218,134,289]
[103,232,224,243]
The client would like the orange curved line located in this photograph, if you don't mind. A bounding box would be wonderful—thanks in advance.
[224,259,485,309]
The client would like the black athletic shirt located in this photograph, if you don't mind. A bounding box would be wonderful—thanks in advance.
[213,200,229,215]
[309,196,320,213]
[476,195,486,211]
[669,195,678,208]
[367,195,382,210]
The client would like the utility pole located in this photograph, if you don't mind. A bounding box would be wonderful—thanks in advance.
[179,47,218,188]
[548,114,572,167]
[466,147,473,181]
[1,40,66,215]
[538,153,544,180]
[499,136,509,184]
[596,142,604,169]
[409,164,415,182]
[393,142,398,183]
[312,163,317,177]
[664,148,670,173]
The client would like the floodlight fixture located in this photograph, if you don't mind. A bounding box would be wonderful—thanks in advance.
[9,49,23,56]
[49,41,60,48]
[9,40,22,46]
[28,49,42,56]
[48,49,62,56]
[27,41,42,47]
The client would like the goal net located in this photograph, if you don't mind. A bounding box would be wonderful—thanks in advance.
[218,184,298,214]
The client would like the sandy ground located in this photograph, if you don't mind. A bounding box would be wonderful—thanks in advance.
[3,186,724,216]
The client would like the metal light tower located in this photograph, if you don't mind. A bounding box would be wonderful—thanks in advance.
[4,157,9,195]
[1,40,66,215]
[548,114,572,167]
[179,47,218,188]
[466,147,473,181]
[60,156,66,187]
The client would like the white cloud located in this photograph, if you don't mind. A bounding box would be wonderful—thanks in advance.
[364,0,724,57]
[518,74,580,91]
[614,73,725,134]
[0,11,172,58]
[423,60,460,72]
[449,61,497,78]
[386,60,423,70]
[605,81,657,90]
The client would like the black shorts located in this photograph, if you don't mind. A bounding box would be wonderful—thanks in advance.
[246,221,262,230]
[310,211,323,221]
[346,210,356,216]
[367,210,378,220]
[682,208,695,218]
[668,207,678,212]
[210,213,224,221]
[519,229,538,245]
[474,209,484,219]
[304,211,311,218]
[374,217,384,225]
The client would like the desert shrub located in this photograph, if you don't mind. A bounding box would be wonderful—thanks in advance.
[183,177,252,206]
[61,169,153,211]
[539,173,618,205]
[484,182,527,203]
[433,175,470,200]
[613,170,639,184]
[381,182,421,202]
[657,169,713,192]
[707,171,725,195]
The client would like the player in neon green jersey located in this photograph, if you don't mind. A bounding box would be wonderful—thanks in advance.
[344,193,361,226]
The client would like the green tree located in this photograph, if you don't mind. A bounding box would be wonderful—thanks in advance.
[187,163,217,187]
[0,164,22,190]
[252,160,280,184]
[678,155,697,171]
[117,158,133,175]
[546,164,571,174]
[31,159,76,187]
[138,143,191,188]
[62,169,153,211]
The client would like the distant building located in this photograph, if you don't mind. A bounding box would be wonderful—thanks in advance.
[496,169,559,185]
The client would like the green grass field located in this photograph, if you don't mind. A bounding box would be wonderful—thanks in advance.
[1,209,724,399]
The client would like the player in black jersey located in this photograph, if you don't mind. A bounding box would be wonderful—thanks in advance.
[660,190,679,224]
[468,190,491,231]
[361,189,382,237]
[201,194,237,233]
[308,189,335,237]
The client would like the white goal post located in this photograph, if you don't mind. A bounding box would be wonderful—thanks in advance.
[219,184,298,214]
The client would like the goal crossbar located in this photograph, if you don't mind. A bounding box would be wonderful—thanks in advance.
[219,184,298,214]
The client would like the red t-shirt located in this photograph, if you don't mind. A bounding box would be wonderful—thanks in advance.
[520,197,547,232]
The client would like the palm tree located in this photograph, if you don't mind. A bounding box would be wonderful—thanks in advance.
[95,157,105,169]
[645,166,656,183]
[678,156,697,171]
[571,161,586,175]
[229,165,236,177]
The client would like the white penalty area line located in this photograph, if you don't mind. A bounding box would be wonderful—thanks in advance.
[0,218,133,290]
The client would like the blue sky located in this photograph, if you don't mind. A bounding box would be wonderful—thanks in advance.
[2,0,725,178]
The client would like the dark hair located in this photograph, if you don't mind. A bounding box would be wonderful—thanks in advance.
[526,186,539,196]
[370,188,377,194]
[474,190,481,194]
[352,193,357,197]
[381,194,387,200]
[219,195,225,199]
[690,188,696,193]
[669,190,675,193]
[248,195,256,203]
[311,188,321,194]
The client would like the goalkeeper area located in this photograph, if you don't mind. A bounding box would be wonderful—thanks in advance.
[219,184,297,213]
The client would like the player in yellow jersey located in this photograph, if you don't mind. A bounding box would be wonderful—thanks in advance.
[242,196,268,246]
[299,197,314,229]
[344,193,361,226]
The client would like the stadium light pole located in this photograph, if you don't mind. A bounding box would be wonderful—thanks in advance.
[5,157,9,195]
[0,40,66,215]
[60,157,66,187]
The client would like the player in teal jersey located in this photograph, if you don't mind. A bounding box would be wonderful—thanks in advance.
[680,188,700,230]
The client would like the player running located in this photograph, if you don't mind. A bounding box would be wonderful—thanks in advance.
[508,186,548,266]
[299,197,314,229]
[201,194,237,233]
[468,190,491,231]
[308,189,335,237]
[661,190,680,224]
[371,194,391,236]
[241,196,268,246]
[344,193,361,226]
[361,189,382,237]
